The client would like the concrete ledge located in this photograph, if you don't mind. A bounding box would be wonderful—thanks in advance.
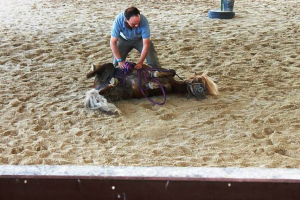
[1,165,300,200]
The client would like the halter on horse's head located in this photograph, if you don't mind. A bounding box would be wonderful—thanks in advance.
[187,81,206,99]
[187,72,219,99]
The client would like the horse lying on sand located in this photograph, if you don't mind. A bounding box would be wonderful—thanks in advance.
[84,62,218,113]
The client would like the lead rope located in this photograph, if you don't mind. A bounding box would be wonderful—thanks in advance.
[124,62,167,105]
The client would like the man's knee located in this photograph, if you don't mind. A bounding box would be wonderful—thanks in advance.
[147,48,161,68]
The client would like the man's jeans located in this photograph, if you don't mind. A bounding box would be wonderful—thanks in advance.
[113,36,161,68]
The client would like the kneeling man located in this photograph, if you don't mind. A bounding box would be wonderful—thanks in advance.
[110,7,161,70]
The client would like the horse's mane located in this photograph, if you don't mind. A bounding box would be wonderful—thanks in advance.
[190,72,219,96]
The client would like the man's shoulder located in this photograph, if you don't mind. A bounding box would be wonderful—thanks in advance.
[140,14,148,22]
[140,14,149,27]
[115,12,125,22]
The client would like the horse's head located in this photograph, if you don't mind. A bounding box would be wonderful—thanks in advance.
[187,72,219,99]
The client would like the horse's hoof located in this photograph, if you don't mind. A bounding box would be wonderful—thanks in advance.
[86,64,96,78]
[108,78,119,86]
[91,64,95,71]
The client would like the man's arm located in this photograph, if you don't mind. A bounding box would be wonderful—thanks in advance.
[135,38,150,69]
[110,36,125,68]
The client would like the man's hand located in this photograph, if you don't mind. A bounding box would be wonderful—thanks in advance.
[135,62,143,70]
[118,61,125,69]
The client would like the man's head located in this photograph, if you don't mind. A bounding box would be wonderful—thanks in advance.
[124,7,140,28]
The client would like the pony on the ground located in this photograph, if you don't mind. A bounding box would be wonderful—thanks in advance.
[84,62,218,113]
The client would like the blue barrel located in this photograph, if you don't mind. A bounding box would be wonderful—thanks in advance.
[223,0,235,11]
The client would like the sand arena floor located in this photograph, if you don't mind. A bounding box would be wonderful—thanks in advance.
[1,0,300,167]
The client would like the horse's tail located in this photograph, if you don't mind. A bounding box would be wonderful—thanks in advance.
[84,89,121,114]
[201,72,219,96]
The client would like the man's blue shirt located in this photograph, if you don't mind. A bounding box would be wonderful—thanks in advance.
[111,12,150,41]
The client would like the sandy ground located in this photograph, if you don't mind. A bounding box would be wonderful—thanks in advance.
[1,0,300,168]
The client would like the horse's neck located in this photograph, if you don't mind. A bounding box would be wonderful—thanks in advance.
[172,80,189,93]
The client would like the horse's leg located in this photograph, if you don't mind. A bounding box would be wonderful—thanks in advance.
[87,63,115,78]
[142,64,176,78]
[93,74,119,92]
[151,69,176,78]
[87,64,97,78]
[98,84,113,95]
[145,77,188,94]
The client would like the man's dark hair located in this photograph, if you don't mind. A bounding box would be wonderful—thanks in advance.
[124,7,140,20]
